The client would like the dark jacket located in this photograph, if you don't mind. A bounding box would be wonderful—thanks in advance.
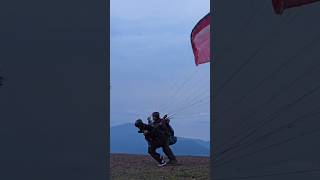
[136,122,166,146]
[136,119,177,146]
[151,119,171,137]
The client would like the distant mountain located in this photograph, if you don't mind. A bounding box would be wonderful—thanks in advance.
[110,123,210,156]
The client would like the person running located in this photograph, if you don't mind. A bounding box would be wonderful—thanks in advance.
[149,112,177,165]
[135,114,177,166]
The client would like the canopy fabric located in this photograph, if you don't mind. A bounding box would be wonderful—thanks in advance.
[191,13,211,66]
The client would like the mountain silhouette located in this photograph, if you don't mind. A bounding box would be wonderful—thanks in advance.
[111,123,210,156]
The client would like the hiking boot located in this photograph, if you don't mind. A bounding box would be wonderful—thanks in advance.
[157,160,167,167]
[157,156,167,167]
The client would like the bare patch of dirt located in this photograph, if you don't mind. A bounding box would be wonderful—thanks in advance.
[110,153,209,180]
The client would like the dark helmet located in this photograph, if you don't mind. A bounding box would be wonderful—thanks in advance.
[152,112,160,119]
[135,119,143,127]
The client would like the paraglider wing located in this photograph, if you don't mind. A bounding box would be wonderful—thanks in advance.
[272,0,320,15]
[191,13,211,66]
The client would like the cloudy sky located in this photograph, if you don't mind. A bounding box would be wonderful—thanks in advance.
[110,0,210,140]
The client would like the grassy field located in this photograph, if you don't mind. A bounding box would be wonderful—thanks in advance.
[110,153,209,180]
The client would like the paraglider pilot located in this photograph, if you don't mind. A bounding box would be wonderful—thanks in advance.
[135,112,177,166]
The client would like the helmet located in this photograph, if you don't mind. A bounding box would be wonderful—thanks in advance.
[135,119,143,127]
[152,112,160,119]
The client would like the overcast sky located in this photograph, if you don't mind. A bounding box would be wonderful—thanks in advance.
[110,0,210,140]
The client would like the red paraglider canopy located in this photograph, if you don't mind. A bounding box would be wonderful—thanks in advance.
[272,0,320,14]
[191,13,211,66]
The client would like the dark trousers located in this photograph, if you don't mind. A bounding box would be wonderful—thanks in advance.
[148,144,162,163]
[148,138,176,162]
